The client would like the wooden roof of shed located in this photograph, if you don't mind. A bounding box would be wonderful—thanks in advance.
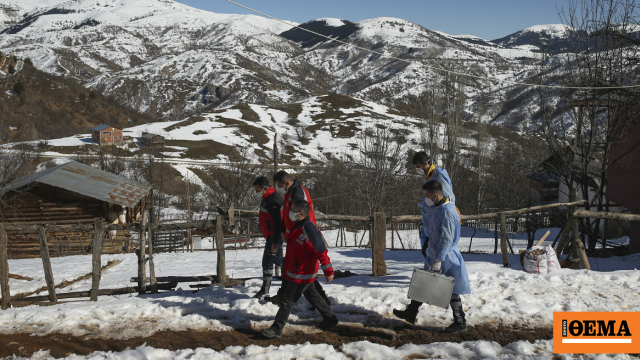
[2,161,151,208]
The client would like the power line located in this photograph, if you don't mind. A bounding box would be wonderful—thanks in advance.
[224,0,640,90]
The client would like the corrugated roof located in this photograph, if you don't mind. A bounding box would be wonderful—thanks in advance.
[3,161,152,208]
[92,124,111,131]
[141,132,162,139]
[527,169,559,183]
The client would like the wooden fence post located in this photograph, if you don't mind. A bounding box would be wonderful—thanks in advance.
[494,218,499,254]
[569,188,591,270]
[555,221,573,256]
[372,212,387,276]
[216,216,226,284]
[572,216,591,270]
[147,211,158,294]
[90,218,104,301]
[38,226,57,303]
[186,177,193,252]
[137,214,147,295]
[0,224,10,310]
[391,222,395,250]
[499,213,510,267]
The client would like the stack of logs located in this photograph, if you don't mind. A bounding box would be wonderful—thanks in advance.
[3,199,131,258]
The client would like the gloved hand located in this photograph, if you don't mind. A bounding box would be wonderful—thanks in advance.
[431,260,442,272]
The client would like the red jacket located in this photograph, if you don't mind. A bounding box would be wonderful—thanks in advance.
[282,179,315,241]
[258,187,283,240]
[283,217,334,284]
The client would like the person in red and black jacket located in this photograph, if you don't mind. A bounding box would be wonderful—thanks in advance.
[252,176,284,299]
[269,170,331,309]
[260,199,339,339]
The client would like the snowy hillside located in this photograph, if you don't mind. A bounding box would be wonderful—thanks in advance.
[0,0,556,128]
[492,24,574,53]
[15,94,490,166]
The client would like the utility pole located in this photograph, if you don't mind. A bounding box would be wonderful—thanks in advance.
[186,175,193,252]
[273,132,278,177]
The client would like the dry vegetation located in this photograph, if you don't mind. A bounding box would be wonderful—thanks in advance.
[0,54,155,143]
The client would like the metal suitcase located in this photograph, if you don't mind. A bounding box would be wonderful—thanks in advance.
[408,268,456,309]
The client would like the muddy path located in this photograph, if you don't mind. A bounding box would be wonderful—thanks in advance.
[1,324,552,358]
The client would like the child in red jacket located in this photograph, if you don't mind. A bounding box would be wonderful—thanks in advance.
[260,199,338,339]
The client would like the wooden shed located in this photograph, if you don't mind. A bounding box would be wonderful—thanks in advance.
[1,161,151,259]
[141,132,164,149]
[527,169,560,205]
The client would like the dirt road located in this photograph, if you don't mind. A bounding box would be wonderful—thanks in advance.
[1,325,552,358]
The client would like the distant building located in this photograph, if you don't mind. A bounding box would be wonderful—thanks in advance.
[528,147,600,206]
[141,132,164,149]
[527,169,560,205]
[606,120,640,254]
[92,124,123,145]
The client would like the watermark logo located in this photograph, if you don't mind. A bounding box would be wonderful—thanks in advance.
[554,312,639,354]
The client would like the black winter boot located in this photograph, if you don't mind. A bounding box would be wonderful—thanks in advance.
[260,327,282,339]
[393,300,422,324]
[254,276,272,299]
[442,297,467,333]
[317,315,339,330]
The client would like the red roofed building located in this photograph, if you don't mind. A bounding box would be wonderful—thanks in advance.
[92,124,123,145]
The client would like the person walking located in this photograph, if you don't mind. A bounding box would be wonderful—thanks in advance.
[252,176,284,299]
[393,180,471,333]
[412,151,456,261]
[268,170,331,308]
[260,199,338,339]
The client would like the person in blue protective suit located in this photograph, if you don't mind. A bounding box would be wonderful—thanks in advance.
[393,180,471,333]
[412,151,456,260]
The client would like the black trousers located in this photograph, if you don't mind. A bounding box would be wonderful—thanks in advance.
[262,236,283,277]
[275,278,330,307]
[271,279,335,333]
[407,294,463,318]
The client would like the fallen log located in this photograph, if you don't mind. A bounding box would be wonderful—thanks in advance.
[9,284,177,304]
[131,275,218,283]
[573,209,640,222]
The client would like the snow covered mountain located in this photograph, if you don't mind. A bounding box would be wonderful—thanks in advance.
[0,0,583,131]
[492,24,574,54]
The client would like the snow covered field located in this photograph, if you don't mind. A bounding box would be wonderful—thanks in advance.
[15,339,608,360]
[2,245,639,359]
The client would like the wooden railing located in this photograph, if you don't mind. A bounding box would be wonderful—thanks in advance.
[1,195,639,310]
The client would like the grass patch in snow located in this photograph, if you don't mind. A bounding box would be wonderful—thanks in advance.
[164,115,206,132]
[163,139,234,159]
[235,103,262,123]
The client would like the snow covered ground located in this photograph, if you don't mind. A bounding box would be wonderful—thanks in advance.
[17,339,633,360]
[2,244,639,359]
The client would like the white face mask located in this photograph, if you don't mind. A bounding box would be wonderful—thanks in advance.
[255,190,264,198]
[289,210,299,222]
[425,195,435,207]
[416,167,424,175]
[277,186,286,195]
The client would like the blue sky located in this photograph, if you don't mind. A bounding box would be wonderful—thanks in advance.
[175,0,573,40]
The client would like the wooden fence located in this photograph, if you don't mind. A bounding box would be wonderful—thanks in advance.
[1,193,639,310]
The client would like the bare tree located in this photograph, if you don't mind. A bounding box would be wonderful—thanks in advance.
[350,126,415,216]
[0,147,35,221]
[205,149,264,210]
[439,65,467,179]
[535,0,640,250]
